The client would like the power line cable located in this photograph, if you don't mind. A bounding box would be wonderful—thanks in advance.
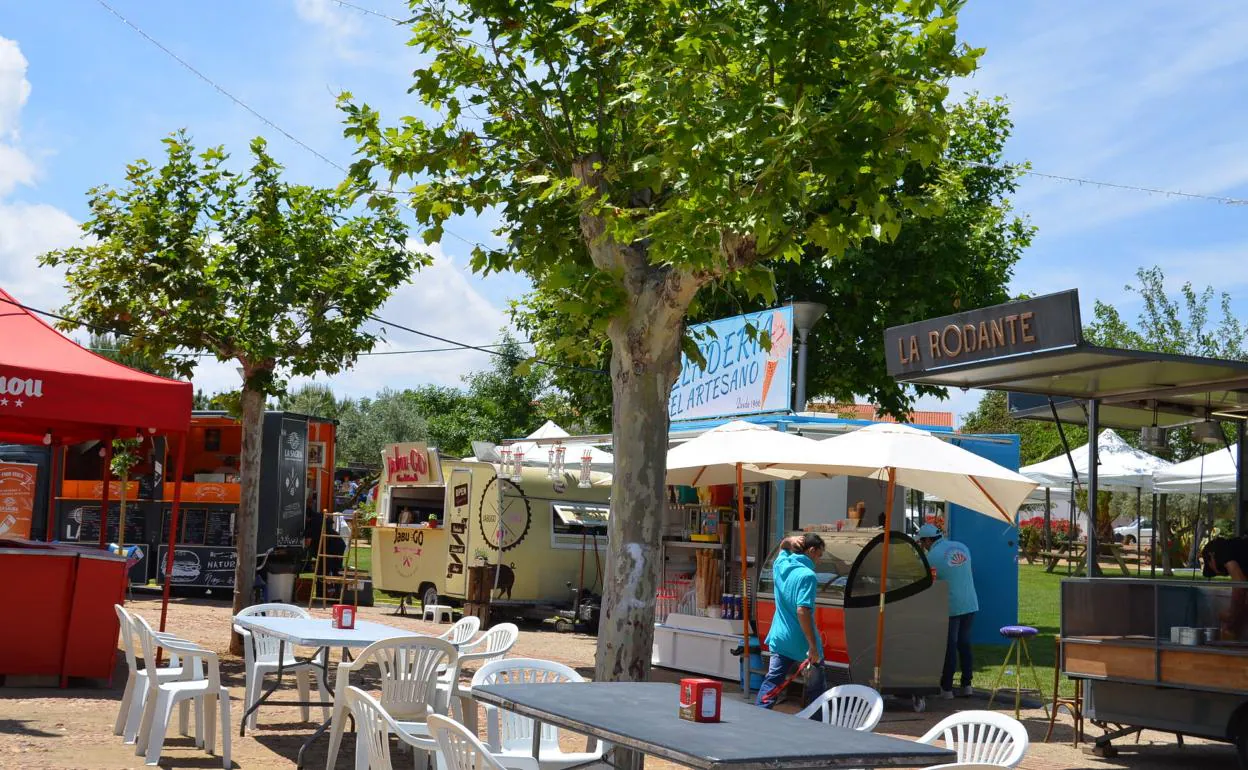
[951,158,1248,206]
[370,312,608,374]
[328,0,406,24]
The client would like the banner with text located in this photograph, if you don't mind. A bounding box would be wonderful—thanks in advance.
[670,306,794,422]
[0,461,36,538]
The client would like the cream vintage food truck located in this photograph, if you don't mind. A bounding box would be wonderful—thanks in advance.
[370,442,611,621]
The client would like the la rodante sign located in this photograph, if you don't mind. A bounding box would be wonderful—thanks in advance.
[884,290,1082,377]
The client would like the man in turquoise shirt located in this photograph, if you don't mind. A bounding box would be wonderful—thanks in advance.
[918,523,978,699]
[756,533,827,709]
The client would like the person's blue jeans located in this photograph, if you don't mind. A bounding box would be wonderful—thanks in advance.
[755,653,826,710]
[942,612,975,692]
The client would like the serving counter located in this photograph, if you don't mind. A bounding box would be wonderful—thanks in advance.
[0,539,127,685]
[1060,578,1248,761]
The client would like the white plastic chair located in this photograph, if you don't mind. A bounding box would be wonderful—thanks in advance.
[437,616,481,646]
[234,602,329,729]
[917,711,1029,769]
[795,684,884,731]
[438,623,519,725]
[123,612,206,746]
[430,713,539,770]
[114,606,202,743]
[471,658,606,770]
[346,685,441,770]
[133,630,231,767]
[326,636,458,770]
[926,764,1018,769]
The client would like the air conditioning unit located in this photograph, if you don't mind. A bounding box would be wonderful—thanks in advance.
[1191,420,1223,445]
[1140,426,1166,452]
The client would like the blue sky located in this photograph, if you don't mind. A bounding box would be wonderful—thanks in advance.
[2,1,1246,421]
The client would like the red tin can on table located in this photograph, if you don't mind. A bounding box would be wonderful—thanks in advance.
[679,678,722,723]
[332,604,356,629]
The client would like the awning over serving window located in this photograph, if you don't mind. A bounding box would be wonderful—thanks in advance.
[553,504,609,527]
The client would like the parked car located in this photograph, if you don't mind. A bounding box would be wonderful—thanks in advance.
[1114,518,1153,546]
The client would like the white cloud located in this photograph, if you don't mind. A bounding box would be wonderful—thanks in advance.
[292,0,367,61]
[190,242,514,398]
[0,36,81,313]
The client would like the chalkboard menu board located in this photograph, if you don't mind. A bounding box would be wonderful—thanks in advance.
[205,510,233,547]
[160,506,236,547]
[61,502,145,544]
[157,545,238,588]
[277,417,307,534]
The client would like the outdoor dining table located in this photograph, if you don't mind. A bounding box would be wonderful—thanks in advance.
[232,615,415,768]
[472,682,957,769]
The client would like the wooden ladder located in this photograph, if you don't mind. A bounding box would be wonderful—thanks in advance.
[308,510,360,609]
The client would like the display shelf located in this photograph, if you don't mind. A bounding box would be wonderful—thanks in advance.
[664,540,724,550]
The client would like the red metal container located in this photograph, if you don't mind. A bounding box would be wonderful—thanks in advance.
[332,604,356,629]
[679,678,722,723]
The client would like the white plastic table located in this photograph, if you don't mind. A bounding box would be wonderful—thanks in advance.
[233,615,416,767]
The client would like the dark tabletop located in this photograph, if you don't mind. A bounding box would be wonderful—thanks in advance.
[472,682,955,770]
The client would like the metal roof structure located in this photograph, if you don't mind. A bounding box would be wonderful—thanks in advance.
[885,289,1248,430]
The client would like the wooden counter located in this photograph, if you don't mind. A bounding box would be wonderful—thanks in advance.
[1063,634,1248,695]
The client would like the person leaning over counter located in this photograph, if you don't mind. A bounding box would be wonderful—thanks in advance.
[917,523,978,700]
[1202,536,1248,639]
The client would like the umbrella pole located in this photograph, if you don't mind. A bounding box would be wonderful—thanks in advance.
[873,468,896,689]
[737,462,752,698]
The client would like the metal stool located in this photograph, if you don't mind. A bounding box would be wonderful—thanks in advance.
[988,624,1045,718]
[1045,636,1083,747]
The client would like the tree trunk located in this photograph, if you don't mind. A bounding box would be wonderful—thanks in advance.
[231,385,265,656]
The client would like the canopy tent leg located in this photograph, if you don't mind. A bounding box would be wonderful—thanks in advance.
[45,443,60,542]
[737,462,753,699]
[1136,488,1142,576]
[1086,400,1100,578]
[1044,487,1052,552]
[1150,493,1158,579]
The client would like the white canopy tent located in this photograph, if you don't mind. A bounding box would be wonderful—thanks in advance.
[499,420,616,471]
[1153,445,1239,495]
[1021,429,1172,491]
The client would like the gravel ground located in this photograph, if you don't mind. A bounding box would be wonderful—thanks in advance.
[0,594,1238,769]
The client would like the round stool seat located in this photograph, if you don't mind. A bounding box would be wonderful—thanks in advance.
[1000,625,1038,638]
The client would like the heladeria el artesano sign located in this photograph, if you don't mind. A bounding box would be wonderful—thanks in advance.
[884,290,1082,377]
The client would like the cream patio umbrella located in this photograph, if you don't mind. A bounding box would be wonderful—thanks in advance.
[803,422,1039,687]
[665,420,823,694]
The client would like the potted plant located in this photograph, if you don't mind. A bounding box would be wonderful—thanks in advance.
[427,514,440,529]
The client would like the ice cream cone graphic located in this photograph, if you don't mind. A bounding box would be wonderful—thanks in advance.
[760,310,792,407]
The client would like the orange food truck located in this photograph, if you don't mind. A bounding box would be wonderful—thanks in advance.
[50,410,335,589]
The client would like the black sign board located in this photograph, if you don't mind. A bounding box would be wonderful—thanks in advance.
[61,502,146,544]
[884,290,1082,377]
[157,545,238,588]
[277,418,307,540]
[453,483,469,508]
[205,510,234,547]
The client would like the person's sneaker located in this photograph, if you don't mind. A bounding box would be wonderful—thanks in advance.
[955,685,975,697]
[939,690,954,700]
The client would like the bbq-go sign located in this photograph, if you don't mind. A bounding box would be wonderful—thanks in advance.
[669,307,794,422]
[382,443,440,486]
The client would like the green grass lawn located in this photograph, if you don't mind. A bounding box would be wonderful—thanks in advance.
[973,563,1070,697]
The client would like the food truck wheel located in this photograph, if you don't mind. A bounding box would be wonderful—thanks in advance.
[911,695,927,713]
[422,584,440,610]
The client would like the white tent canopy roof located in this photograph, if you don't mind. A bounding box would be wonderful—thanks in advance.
[505,421,616,469]
[1152,445,1238,494]
[1021,429,1172,492]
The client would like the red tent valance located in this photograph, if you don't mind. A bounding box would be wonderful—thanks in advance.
[0,288,193,444]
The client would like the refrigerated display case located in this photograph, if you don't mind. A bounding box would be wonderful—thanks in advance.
[756,530,948,706]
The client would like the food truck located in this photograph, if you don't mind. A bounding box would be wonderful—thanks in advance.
[370,442,612,619]
[756,529,948,709]
[51,410,336,589]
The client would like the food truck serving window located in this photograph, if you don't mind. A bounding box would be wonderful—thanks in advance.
[551,504,609,548]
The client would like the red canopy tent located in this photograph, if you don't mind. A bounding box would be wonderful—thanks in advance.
[0,288,193,635]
